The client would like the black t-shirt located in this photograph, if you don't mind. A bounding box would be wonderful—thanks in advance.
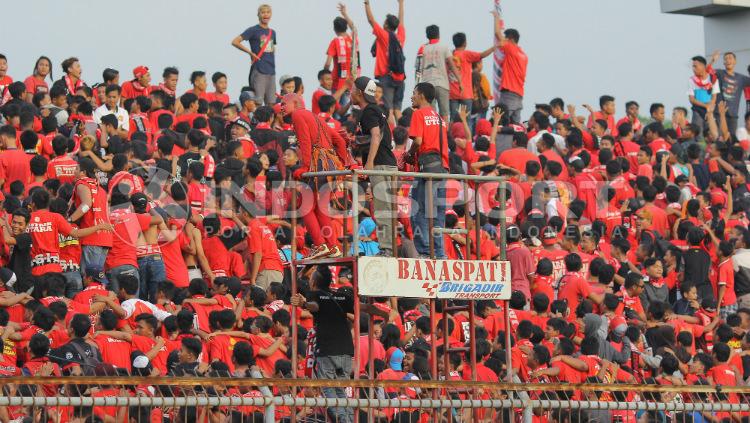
[50,338,102,375]
[251,127,289,150]
[358,103,397,167]
[683,247,712,292]
[8,233,31,284]
[311,288,355,357]
[177,151,204,178]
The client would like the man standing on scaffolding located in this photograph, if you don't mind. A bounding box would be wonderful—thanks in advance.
[281,92,350,259]
[352,76,398,257]
[404,82,450,258]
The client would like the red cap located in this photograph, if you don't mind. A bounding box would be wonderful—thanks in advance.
[476,119,492,136]
[133,66,149,78]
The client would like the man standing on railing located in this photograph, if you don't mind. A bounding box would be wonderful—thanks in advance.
[282,92,350,259]
[353,76,398,256]
[404,82,449,258]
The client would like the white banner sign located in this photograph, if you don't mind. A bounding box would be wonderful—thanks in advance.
[358,257,511,300]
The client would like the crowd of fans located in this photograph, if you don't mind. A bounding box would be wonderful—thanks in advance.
[1,1,750,422]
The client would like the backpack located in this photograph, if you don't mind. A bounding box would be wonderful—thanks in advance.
[387,31,406,75]
[69,341,102,376]
[642,229,672,259]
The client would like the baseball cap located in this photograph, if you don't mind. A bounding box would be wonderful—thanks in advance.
[231,117,252,132]
[354,76,377,104]
[386,347,404,371]
[239,90,261,105]
[541,226,558,246]
[130,192,149,210]
[85,264,108,284]
[278,74,293,87]
[0,268,17,289]
[133,66,149,79]
[609,316,628,336]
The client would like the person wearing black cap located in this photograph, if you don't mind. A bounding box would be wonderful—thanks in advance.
[229,117,257,158]
[353,76,397,256]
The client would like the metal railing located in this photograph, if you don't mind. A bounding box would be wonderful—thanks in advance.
[3,378,749,422]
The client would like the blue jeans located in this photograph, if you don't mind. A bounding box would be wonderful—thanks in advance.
[410,162,447,258]
[62,271,83,298]
[81,246,109,273]
[106,264,140,296]
[137,255,166,302]
[315,355,353,423]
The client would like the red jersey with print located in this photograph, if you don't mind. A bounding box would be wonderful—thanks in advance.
[409,106,449,168]
[73,177,112,247]
[24,76,48,96]
[93,333,133,372]
[27,210,75,275]
[46,155,78,185]
[207,334,244,373]
[450,49,482,100]
[327,34,355,89]
[109,171,145,196]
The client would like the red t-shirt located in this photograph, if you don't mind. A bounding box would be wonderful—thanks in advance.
[498,147,540,174]
[106,208,148,270]
[500,42,528,96]
[121,80,152,100]
[161,231,191,288]
[109,171,145,196]
[327,35,354,89]
[247,219,284,273]
[718,258,737,306]
[372,23,405,79]
[207,334,244,373]
[202,236,231,278]
[46,155,79,184]
[206,92,230,105]
[24,75,49,96]
[0,149,32,188]
[94,334,133,372]
[27,209,74,275]
[558,272,592,314]
[73,177,112,247]
[130,334,169,374]
[409,105,449,168]
[449,49,482,100]
[249,334,286,377]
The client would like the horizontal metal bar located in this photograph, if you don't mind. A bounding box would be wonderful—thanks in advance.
[3,396,748,413]
[6,377,750,394]
[0,396,523,409]
[432,228,469,235]
[302,169,507,183]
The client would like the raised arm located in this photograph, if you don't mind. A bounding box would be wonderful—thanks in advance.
[364,0,376,27]
[397,0,404,28]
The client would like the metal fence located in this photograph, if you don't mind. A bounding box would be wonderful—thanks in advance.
[2,377,749,423]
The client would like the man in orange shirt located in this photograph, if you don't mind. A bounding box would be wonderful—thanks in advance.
[120,66,151,101]
[405,83,449,258]
[365,0,405,122]
[493,10,527,123]
[498,132,540,174]
[449,32,493,121]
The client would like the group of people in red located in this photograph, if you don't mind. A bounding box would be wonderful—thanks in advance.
[1,0,750,422]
